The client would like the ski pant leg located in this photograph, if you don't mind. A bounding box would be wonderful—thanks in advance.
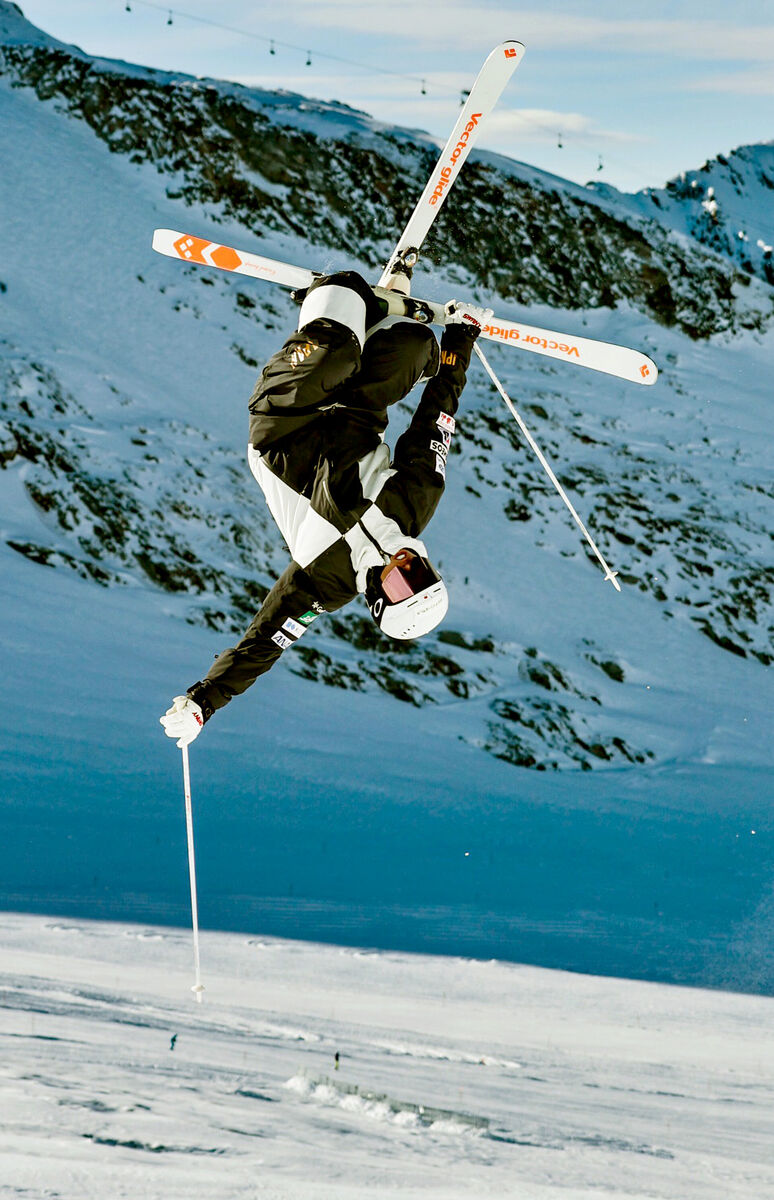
[247,271,380,451]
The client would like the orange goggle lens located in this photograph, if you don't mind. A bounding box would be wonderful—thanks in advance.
[382,564,415,602]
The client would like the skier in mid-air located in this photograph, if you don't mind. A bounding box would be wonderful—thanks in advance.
[160,271,491,747]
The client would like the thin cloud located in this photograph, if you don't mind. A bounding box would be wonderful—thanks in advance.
[288,2,774,62]
[231,73,458,130]
[486,109,644,147]
[687,65,774,95]
[233,73,635,153]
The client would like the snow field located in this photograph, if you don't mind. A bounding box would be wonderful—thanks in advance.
[1,914,773,1199]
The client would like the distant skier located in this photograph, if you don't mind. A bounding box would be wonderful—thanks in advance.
[161,271,491,747]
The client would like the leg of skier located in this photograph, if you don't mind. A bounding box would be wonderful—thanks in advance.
[245,270,385,577]
[247,271,383,453]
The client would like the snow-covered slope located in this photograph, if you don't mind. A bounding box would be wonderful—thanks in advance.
[2,914,773,1200]
[1,2,772,988]
[610,142,774,289]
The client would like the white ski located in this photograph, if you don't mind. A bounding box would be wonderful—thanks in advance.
[378,40,525,289]
[374,292,657,383]
[481,313,657,385]
[151,228,318,291]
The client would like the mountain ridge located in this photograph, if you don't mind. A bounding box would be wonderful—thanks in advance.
[2,1,772,340]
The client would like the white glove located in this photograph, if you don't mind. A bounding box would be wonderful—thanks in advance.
[444,300,493,333]
[160,695,205,748]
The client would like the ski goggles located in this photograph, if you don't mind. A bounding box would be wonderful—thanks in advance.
[380,549,440,603]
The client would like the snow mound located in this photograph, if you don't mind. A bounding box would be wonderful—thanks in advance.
[284,1073,489,1135]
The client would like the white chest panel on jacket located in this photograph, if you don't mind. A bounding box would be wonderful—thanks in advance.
[247,443,426,588]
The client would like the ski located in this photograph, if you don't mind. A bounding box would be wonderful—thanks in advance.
[378,40,525,290]
[152,229,658,384]
[481,314,657,385]
[151,228,318,291]
[376,292,656,383]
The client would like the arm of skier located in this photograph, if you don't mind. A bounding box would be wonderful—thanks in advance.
[161,563,331,741]
[377,302,491,533]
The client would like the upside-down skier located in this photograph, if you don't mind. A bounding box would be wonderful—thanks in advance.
[160,271,492,747]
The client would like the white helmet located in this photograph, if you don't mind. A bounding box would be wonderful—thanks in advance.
[365,549,448,640]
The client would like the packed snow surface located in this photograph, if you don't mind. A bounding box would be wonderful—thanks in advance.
[1,913,773,1199]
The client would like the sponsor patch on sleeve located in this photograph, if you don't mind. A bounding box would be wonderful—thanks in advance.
[287,340,320,369]
[430,438,448,458]
[282,617,306,638]
[298,610,318,625]
[271,631,293,650]
[437,411,456,434]
[434,453,447,479]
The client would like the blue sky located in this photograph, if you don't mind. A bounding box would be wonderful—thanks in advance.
[18,0,774,192]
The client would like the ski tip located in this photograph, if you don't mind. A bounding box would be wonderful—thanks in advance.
[152,228,183,254]
[498,40,526,62]
[637,355,659,386]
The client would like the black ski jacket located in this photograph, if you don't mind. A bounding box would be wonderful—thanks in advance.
[187,273,478,720]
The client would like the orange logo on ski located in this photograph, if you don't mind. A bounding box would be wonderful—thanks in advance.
[173,235,242,272]
[173,234,209,262]
[210,244,243,271]
[640,363,650,378]
[429,113,482,206]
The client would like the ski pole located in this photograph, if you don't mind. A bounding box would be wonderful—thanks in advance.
[181,743,205,1003]
[473,342,621,591]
